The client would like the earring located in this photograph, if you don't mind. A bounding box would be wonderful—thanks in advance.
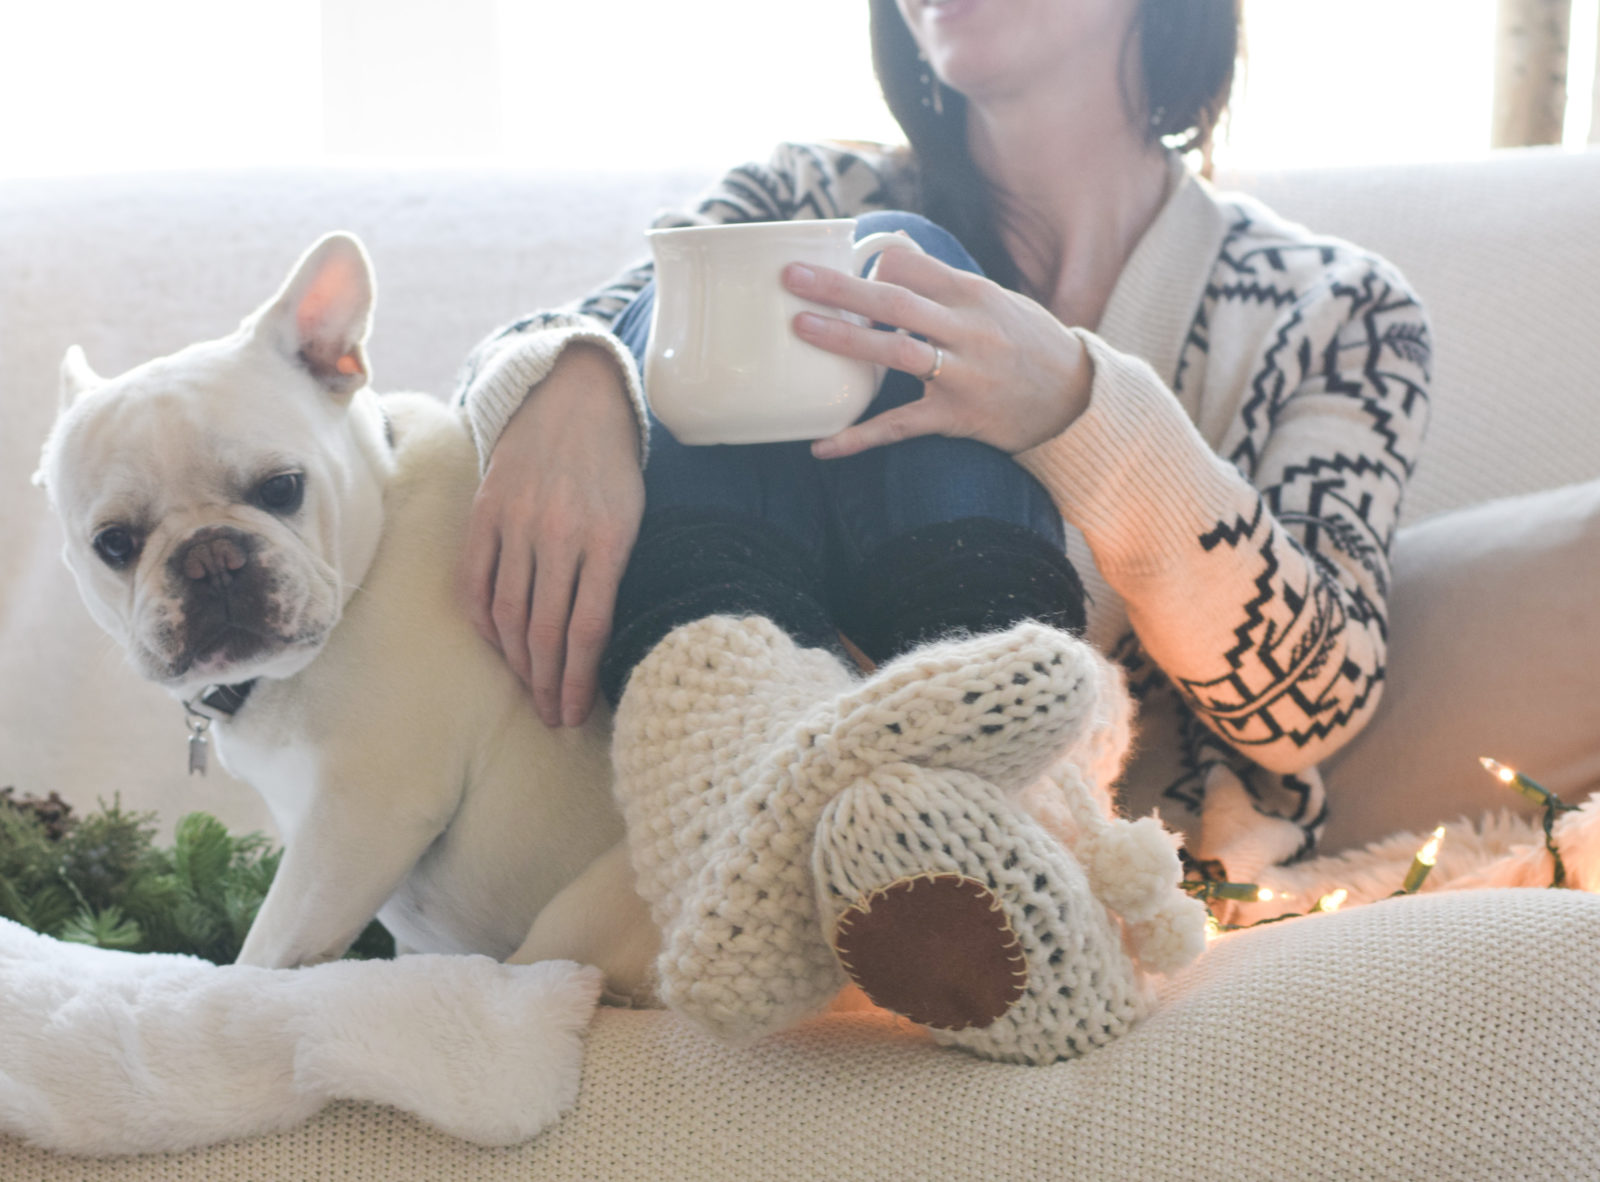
[917,51,944,117]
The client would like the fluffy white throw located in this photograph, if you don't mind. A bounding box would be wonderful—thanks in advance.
[0,919,600,1156]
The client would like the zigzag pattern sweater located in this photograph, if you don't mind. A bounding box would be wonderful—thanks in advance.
[456,142,1432,877]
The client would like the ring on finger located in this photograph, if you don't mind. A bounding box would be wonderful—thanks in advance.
[918,345,945,384]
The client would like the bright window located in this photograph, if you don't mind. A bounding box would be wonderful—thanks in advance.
[0,0,1595,178]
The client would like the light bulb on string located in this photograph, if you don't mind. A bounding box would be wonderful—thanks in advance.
[1481,755,1580,887]
[1401,826,1446,894]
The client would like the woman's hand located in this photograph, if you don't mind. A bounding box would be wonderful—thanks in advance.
[459,343,644,728]
[783,246,1093,458]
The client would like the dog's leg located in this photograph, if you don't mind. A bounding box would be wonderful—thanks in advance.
[509,841,660,1006]
[237,785,447,969]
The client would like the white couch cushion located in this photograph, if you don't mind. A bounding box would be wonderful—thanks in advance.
[1321,478,1600,850]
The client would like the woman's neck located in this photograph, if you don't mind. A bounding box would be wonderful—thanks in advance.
[966,89,1171,328]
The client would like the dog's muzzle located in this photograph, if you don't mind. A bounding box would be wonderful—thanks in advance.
[165,526,281,670]
[174,526,254,588]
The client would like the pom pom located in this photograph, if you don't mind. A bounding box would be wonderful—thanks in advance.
[1123,893,1210,975]
[1079,816,1184,923]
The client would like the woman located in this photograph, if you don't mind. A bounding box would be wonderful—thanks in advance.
[454,0,1430,1063]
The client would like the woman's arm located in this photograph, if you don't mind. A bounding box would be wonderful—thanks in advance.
[1017,254,1432,773]
[454,141,909,726]
[459,342,644,728]
[784,238,1430,773]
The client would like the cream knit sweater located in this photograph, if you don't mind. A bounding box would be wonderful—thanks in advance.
[455,142,1432,878]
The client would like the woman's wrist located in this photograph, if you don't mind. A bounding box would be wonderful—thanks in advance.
[462,319,649,473]
[1002,327,1095,455]
[498,340,642,468]
[538,341,632,406]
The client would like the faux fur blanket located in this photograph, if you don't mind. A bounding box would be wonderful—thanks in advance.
[0,920,599,1155]
[1227,782,1600,925]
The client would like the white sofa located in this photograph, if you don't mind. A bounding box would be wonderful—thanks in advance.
[2,148,1599,1178]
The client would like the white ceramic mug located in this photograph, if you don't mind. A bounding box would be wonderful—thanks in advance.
[644,218,924,445]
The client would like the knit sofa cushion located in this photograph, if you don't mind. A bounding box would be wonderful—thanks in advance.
[5,887,1596,1179]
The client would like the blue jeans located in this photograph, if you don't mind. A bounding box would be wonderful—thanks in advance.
[599,211,1081,701]
[610,211,1065,570]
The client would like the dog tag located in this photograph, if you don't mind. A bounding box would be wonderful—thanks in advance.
[186,714,211,777]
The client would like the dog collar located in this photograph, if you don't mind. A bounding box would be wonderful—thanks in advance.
[199,681,257,717]
[182,680,257,777]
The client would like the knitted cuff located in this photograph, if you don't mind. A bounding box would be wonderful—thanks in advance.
[831,517,1087,666]
[1013,329,1246,579]
[459,315,650,472]
[600,508,842,706]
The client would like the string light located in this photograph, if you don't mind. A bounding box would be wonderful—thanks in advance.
[1182,880,1275,904]
[1195,756,1580,939]
[1480,756,1564,810]
[1400,826,1447,894]
[1480,756,1580,887]
[1316,888,1348,913]
[1481,756,1532,800]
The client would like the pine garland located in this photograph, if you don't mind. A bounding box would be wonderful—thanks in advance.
[0,787,393,963]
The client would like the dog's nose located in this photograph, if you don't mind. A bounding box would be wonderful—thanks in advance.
[174,528,253,587]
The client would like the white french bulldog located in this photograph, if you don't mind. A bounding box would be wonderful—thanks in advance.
[34,232,657,993]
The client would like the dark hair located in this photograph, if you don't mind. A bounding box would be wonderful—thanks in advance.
[869,0,1242,291]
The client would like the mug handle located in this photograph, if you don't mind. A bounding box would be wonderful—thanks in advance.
[849,230,929,388]
[851,229,926,280]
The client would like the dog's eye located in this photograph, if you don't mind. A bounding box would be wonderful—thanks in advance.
[256,473,305,514]
[92,526,140,570]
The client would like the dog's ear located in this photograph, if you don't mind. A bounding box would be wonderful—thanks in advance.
[37,345,96,491]
[248,232,375,399]
[58,345,102,410]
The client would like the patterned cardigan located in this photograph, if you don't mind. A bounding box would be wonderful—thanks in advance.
[455,141,1432,878]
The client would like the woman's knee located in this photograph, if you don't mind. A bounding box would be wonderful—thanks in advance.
[853,210,980,275]
[611,281,656,372]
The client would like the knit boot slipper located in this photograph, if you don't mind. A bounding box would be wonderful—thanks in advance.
[814,763,1149,1064]
[822,620,1116,794]
[610,614,858,1043]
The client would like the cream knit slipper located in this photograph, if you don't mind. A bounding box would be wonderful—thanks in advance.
[1029,758,1210,975]
[824,620,1115,793]
[610,614,857,1043]
[814,764,1149,1064]
[612,617,1111,1045]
